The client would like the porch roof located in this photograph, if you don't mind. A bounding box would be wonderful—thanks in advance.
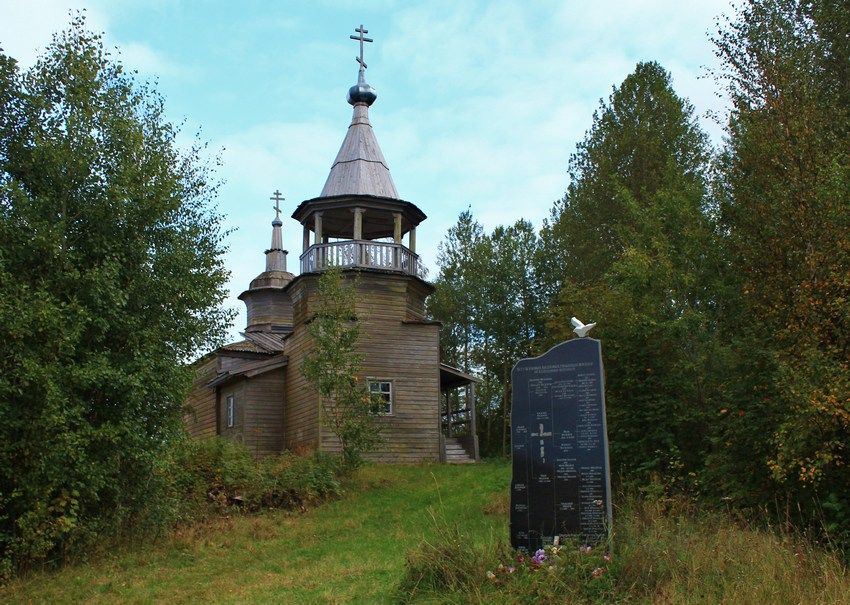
[439,363,481,391]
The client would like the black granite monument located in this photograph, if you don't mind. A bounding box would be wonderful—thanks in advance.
[510,337,612,551]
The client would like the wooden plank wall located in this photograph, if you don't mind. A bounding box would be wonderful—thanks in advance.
[184,356,218,437]
[245,289,293,327]
[282,278,321,452]
[219,380,247,443]
[244,367,286,456]
[405,279,430,319]
[316,272,441,462]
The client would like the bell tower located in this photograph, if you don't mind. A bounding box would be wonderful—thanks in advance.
[282,25,440,461]
[290,25,426,278]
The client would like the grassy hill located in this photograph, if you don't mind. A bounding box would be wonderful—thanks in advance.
[2,461,848,604]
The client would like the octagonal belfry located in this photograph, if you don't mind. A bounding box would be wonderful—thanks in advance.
[291,67,427,279]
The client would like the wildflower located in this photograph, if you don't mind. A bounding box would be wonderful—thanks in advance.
[591,567,606,578]
[532,549,547,565]
[579,545,592,554]
[594,499,603,507]
[507,566,516,574]
[549,545,562,556]
[486,571,497,581]
[516,552,526,564]
[603,552,612,563]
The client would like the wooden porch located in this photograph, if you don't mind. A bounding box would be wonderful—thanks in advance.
[439,363,480,463]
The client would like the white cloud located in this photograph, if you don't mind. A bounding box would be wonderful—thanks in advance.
[0,0,106,66]
[116,41,182,76]
[209,118,344,339]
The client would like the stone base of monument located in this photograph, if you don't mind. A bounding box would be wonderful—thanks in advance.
[509,338,613,551]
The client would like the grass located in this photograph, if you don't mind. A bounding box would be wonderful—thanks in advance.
[401,489,850,604]
[1,462,508,604]
[3,461,849,604]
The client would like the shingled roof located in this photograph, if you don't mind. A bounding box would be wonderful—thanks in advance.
[319,103,399,199]
[219,331,289,355]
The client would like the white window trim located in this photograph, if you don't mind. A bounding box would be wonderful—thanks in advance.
[226,394,235,428]
[367,378,394,416]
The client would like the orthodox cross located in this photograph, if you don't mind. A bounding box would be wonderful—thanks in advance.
[350,24,373,70]
[530,423,553,462]
[270,190,285,220]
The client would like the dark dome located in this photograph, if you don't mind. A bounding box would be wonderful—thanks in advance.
[348,80,377,106]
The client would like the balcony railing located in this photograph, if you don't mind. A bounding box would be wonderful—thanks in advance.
[300,240,428,279]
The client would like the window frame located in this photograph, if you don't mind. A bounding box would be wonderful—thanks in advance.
[367,378,394,416]
[226,394,236,428]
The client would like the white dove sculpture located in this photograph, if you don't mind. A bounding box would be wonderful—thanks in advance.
[570,316,596,338]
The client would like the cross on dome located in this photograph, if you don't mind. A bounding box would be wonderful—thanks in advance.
[270,190,285,221]
[350,24,373,70]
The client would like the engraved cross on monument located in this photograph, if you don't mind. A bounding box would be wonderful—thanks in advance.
[350,24,373,70]
[510,336,613,551]
[530,423,553,463]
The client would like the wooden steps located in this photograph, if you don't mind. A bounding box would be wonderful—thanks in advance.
[444,437,476,464]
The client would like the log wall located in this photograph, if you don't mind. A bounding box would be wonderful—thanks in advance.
[184,356,218,437]
[287,271,440,462]
[282,278,321,452]
[244,367,286,456]
[219,380,247,444]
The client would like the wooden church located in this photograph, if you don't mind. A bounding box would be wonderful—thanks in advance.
[183,27,479,463]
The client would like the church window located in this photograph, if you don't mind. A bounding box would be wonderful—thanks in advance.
[226,394,235,428]
[368,380,393,415]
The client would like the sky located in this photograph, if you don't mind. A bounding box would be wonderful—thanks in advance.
[0,0,735,341]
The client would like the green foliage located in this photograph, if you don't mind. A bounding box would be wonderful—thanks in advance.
[0,462,508,602]
[301,265,381,470]
[427,208,486,372]
[707,0,850,538]
[428,211,543,457]
[0,16,232,575]
[167,437,342,515]
[542,61,721,487]
[429,1,849,550]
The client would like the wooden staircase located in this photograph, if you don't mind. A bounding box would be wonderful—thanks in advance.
[444,436,476,464]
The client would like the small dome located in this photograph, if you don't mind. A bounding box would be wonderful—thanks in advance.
[348,71,377,106]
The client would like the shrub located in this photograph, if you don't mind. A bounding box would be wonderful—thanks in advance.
[0,436,344,581]
[398,491,850,604]
[167,437,342,516]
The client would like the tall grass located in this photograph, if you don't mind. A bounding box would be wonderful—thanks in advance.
[399,492,850,604]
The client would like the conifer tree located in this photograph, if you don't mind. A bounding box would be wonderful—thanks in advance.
[427,209,486,372]
[544,61,721,486]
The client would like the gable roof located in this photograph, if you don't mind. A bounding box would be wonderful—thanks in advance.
[207,354,288,388]
[219,331,289,355]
